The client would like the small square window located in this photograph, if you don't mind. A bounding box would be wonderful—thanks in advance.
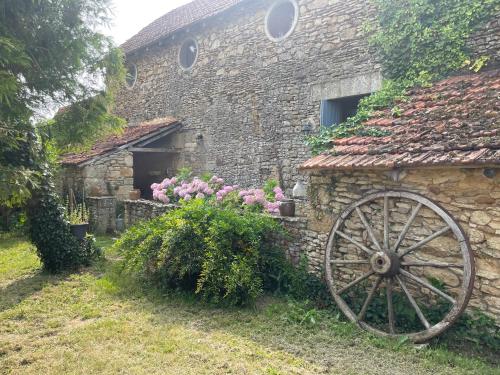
[320,94,368,127]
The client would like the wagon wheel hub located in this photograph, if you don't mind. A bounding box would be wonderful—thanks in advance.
[370,251,400,277]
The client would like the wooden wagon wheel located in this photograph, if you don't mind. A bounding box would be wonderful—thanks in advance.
[325,190,475,343]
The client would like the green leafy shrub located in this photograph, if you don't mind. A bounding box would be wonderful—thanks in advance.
[115,199,287,305]
[368,0,499,83]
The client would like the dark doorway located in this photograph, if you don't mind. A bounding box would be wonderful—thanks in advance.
[133,151,179,199]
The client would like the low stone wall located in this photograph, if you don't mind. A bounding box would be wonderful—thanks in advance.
[123,199,177,228]
[87,197,116,235]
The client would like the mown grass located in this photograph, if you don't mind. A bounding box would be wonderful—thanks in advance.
[0,234,498,375]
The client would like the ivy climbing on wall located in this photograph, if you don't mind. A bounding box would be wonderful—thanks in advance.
[306,0,500,155]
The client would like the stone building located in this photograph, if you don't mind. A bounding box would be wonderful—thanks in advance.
[62,0,498,198]
[62,117,181,199]
[111,0,384,192]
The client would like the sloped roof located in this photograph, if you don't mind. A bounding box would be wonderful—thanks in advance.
[301,69,500,171]
[61,117,180,166]
[122,0,245,54]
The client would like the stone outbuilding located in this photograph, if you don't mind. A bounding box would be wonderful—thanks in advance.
[297,69,499,319]
[61,117,181,200]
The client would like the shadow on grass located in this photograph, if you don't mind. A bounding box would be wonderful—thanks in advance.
[0,271,66,313]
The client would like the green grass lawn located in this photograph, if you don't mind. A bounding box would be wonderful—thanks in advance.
[0,234,498,375]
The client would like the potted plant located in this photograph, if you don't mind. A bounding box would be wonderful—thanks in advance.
[66,190,90,241]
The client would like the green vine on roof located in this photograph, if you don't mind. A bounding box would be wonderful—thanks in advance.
[306,0,500,155]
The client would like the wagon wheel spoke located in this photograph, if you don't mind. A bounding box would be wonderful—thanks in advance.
[383,196,389,251]
[392,203,422,252]
[331,259,370,266]
[355,207,382,252]
[398,226,451,258]
[396,275,430,329]
[386,277,396,334]
[400,269,456,304]
[358,276,383,321]
[401,261,463,269]
[336,230,374,256]
[337,270,375,295]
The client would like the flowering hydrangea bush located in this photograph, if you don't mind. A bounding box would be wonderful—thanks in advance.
[150,172,286,214]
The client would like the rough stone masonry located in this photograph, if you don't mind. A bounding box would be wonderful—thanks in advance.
[115,0,382,190]
[114,0,498,191]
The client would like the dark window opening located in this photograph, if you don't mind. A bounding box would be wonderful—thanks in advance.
[266,1,297,40]
[320,94,368,127]
[179,38,198,70]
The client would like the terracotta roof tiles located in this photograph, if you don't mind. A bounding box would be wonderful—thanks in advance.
[61,117,180,166]
[301,69,500,171]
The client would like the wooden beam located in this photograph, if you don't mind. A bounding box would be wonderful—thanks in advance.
[129,147,170,153]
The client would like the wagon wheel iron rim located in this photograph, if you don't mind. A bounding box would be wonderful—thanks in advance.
[324,190,475,343]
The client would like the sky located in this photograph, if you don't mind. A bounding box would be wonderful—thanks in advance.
[108,0,193,45]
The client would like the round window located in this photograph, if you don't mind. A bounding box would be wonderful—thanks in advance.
[265,0,299,42]
[179,38,198,70]
[125,64,137,88]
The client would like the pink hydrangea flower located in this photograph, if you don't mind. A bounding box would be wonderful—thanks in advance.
[196,192,205,199]
[244,195,256,205]
[266,202,280,214]
[157,192,170,204]
[184,194,192,201]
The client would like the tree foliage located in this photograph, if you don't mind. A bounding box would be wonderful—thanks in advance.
[306,0,499,155]
[45,93,125,153]
[0,0,123,272]
[0,0,124,206]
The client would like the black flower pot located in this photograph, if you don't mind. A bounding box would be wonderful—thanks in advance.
[279,199,296,217]
[70,223,89,241]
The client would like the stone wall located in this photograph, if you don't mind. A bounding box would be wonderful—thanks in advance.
[87,197,117,235]
[115,0,500,192]
[298,167,499,319]
[62,150,134,201]
[469,12,500,66]
[123,199,177,228]
[115,0,382,190]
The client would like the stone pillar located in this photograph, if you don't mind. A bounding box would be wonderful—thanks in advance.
[87,196,117,235]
